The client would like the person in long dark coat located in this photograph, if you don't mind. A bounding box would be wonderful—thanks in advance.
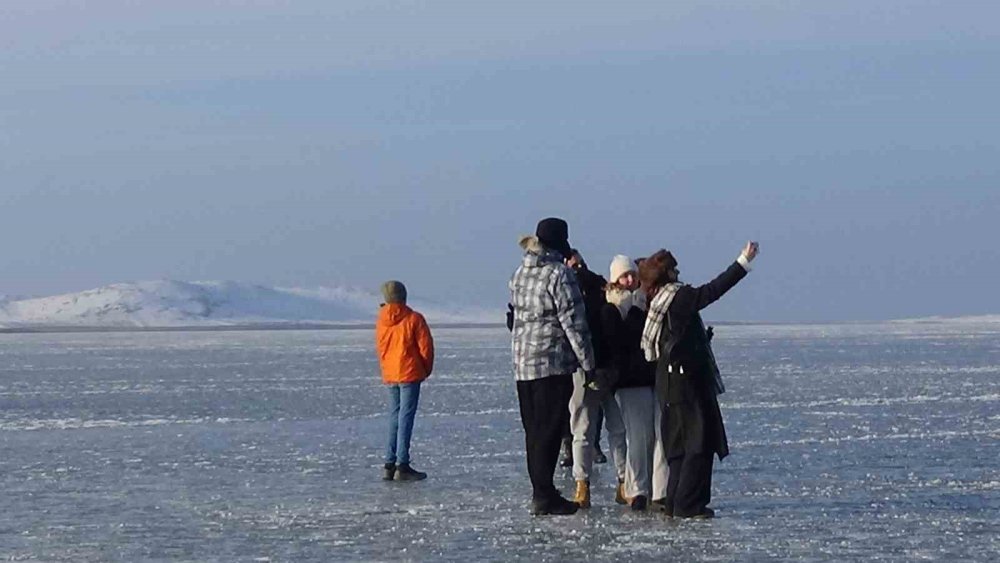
[637,241,758,518]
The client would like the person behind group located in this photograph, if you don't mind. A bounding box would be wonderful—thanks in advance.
[601,254,667,511]
[638,241,759,518]
[375,280,434,482]
[509,218,595,516]
[564,249,627,508]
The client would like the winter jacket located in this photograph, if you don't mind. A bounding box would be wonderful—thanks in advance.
[655,261,748,461]
[573,265,609,368]
[509,236,595,381]
[601,297,656,390]
[376,303,434,385]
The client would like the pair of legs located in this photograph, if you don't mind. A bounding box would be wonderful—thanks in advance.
[516,375,574,503]
[615,386,669,501]
[385,382,421,466]
[569,370,626,483]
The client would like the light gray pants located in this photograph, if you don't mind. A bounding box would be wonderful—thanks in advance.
[569,370,627,482]
[615,386,669,500]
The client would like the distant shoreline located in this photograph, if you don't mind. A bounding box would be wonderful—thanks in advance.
[0,323,506,334]
[3,317,997,335]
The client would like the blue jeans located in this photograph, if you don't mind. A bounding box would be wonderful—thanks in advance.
[385,382,421,465]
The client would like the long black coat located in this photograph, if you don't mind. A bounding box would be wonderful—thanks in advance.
[655,261,748,461]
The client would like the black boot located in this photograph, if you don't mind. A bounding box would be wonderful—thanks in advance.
[531,495,579,516]
[630,495,648,511]
[382,463,396,481]
[393,464,427,481]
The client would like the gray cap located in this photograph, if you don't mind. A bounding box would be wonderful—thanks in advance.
[381,280,407,304]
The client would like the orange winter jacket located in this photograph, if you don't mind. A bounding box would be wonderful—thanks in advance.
[375,303,434,384]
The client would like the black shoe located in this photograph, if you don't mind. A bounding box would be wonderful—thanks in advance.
[393,464,427,481]
[689,507,715,519]
[630,495,648,511]
[382,463,396,481]
[559,439,573,467]
[650,498,672,516]
[675,507,715,519]
[531,495,579,516]
[593,446,607,464]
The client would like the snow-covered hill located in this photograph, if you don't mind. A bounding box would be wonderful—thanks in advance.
[0,281,493,328]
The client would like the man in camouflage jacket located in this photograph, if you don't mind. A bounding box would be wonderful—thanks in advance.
[508,217,595,515]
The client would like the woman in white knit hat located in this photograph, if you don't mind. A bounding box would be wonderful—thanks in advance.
[600,254,668,510]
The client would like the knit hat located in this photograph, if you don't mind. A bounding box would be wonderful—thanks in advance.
[609,255,635,284]
[637,249,678,289]
[535,217,573,259]
[380,280,407,304]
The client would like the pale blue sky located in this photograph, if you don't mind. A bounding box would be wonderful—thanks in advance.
[1,1,998,321]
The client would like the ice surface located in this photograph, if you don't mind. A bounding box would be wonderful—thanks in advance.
[0,323,997,561]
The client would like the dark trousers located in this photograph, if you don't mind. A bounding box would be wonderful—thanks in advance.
[665,452,714,517]
[592,406,604,449]
[516,375,573,501]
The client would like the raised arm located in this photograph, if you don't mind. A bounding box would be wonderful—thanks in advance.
[675,241,758,314]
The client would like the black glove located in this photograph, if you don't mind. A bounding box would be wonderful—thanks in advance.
[505,303,514,332]
[584,369,615,400]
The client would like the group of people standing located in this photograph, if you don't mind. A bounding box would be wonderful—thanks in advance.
[508,217,758,518]
[371,216,759,520]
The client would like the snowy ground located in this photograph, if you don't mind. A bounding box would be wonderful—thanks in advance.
[1,323,997,561]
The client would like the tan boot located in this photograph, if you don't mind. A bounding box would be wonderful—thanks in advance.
[574,480,591,509]
[614,479,629,505]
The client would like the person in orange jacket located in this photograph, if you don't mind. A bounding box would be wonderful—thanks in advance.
[376,280,434,481]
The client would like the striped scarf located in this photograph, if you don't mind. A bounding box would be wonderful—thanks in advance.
[641,283,682,362]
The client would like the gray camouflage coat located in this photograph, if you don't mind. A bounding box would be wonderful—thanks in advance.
[508,236,595,381]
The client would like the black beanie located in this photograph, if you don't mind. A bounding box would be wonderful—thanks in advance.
[535,217,572,259]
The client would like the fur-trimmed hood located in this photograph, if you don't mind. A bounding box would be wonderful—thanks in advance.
[518,235,544,254]
[518,235,563,268]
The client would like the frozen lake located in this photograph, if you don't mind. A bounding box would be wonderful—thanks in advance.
[1,323,998,561]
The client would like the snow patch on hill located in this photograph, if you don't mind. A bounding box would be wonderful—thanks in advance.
[0,281,493,328]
